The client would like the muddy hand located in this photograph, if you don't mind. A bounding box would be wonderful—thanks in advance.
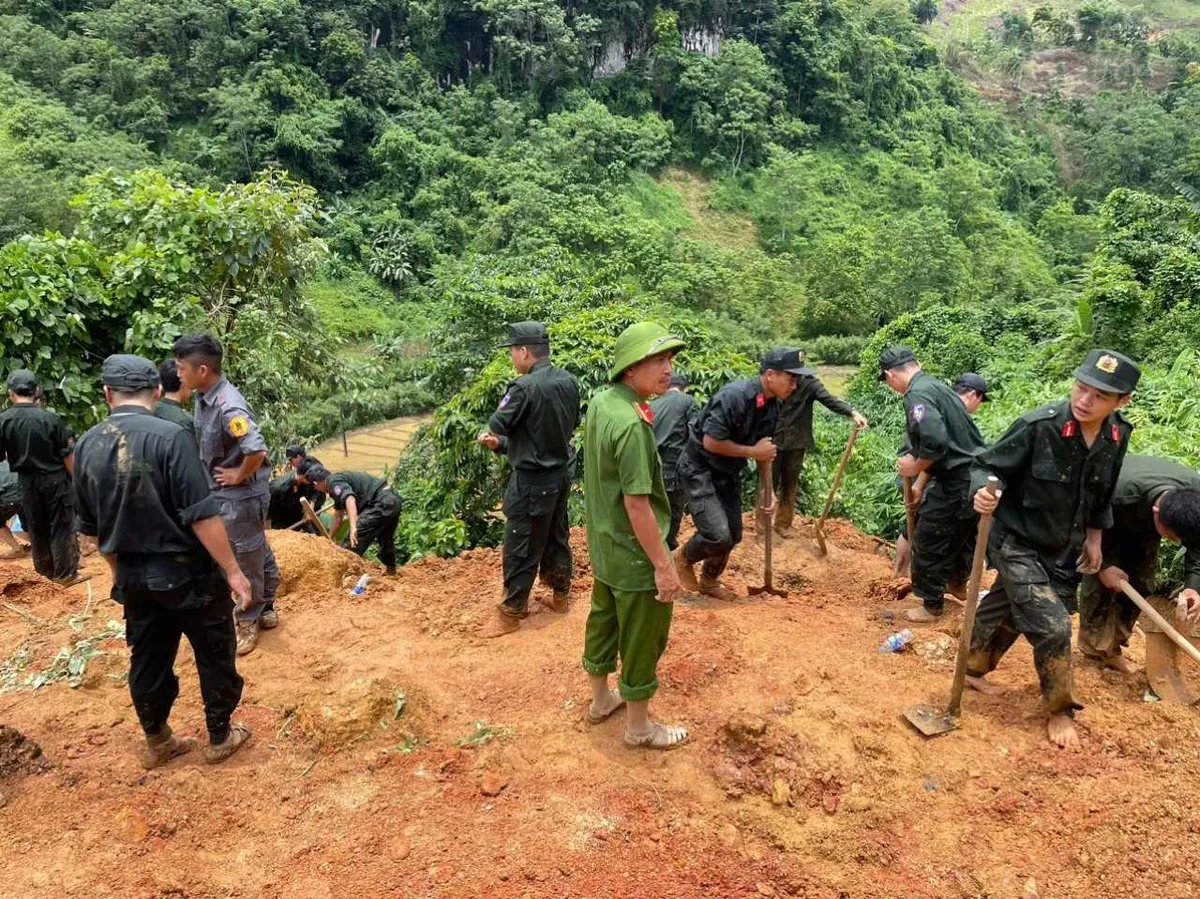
[228,570,253,612]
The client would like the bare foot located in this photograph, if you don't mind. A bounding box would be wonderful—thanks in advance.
[625,720,689,750]
[902,605,942,623]
[1047,713,1080,749]
[588,689,625,724]
[966,675,1004,695]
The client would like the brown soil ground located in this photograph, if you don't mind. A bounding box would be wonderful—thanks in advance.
[2,519,1200,898]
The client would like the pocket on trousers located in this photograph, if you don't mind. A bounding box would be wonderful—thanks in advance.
[995,533,1050,587]
[507,518,533,558]
[523,482,562,518]
[218,500,265,554]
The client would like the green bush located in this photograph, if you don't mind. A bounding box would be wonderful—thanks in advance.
[804,335,868,365]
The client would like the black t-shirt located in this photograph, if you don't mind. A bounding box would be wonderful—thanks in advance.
[327,470,388,511]
[74,405,221,589]
[684,377,780,479]
[487,359,581,475]
[0,403,73,473]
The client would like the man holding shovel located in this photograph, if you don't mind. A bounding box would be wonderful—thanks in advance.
[880,348,986,624]
[674,348,805,600]
[1077,455,1200,675]
[966,349,1138,749]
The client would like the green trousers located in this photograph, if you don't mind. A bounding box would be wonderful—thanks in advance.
[581,580,674,702]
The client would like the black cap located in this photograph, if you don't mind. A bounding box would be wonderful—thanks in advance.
[668,373,688,389]
[878,345,918,381]
[761,347,815,376]
[6,369,37,394]
[499,321,549,347]
[305,464,331,483]
[101,354,160,390]
[1073,349,1140,395]
[952,372,989,400]
[285,445,306,460]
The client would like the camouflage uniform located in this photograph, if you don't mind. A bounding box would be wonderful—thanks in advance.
[966,351,1138,714]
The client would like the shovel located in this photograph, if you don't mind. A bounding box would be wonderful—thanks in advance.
[904,476,998,737]
[1119,580,1200,705]
[749,459,787,598]
[300,497,333,542]
[814,423,863,556]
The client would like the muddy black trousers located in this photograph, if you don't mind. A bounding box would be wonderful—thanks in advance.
[349,489,401,570]
[501,469,572,617]
[120,579,243,744]
[18,470,78,580]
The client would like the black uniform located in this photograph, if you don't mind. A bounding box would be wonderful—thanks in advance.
[0,460,22,528]
[772,376,855,530]
[488,358,581,617]
[679,378,780,579]
[966,399,1132,714]
[73,400,242,745]
[0,402,78,580]
[154,397,196,441]
[268,470,325,530]
[903,371,986,614]
[1078,455,1200,660]
[649,389,696,550]
[326,470,401,570]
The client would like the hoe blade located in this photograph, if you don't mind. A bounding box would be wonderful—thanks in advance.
[903,703,958,737]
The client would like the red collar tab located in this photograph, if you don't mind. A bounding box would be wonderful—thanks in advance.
[1061,420,1076,439]
[1110,423,1120,442]
[755,393,766,409]
[633,402,654,425]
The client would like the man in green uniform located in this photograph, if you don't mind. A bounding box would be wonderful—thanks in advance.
[582,321,688,750]
[0,370,81,584]
[881,348,987,623]
[1077,455,1200,673]
[772,358,868,536]
[302,464,401,575]
[154,359,195,441]
[478,321,581,637]
[285,445,320,471]
[649,373,696,550]
[674,348,805,601]
[968,349,1138,749]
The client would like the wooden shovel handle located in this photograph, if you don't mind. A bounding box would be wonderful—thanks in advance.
[1119,580,1200,667]
[817,423,863,532]
[947,477,999,717]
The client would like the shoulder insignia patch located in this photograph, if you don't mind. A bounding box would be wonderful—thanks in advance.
[498,392,511,410]
[228,415,250,437]
[333,484,343,497]
[755,393,766,409]
[633,402,654,425]
[1096,354,1119,374]
[1111,423,1120,442]
[910,404,925,423]
[1062,420,1077,439]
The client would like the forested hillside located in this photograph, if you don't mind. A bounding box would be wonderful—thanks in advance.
[1,0,1198,558]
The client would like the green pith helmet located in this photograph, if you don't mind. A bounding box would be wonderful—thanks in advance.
[609,322,686,381]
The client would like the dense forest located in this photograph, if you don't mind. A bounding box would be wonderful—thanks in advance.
[1,0,1199,559]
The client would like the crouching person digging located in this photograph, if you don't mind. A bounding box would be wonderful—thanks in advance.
[582,323,689,750]
[73,355,253,768]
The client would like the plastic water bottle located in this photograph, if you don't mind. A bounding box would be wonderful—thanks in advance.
[350,574,370,596]
[878,629,913,653]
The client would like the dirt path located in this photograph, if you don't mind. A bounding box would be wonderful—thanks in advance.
[2,521,1199,898]
[311,414,431,476]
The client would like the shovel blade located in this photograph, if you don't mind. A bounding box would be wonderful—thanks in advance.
[903,703,958,737]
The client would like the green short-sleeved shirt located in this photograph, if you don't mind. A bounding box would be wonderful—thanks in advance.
[584,383,671,592]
